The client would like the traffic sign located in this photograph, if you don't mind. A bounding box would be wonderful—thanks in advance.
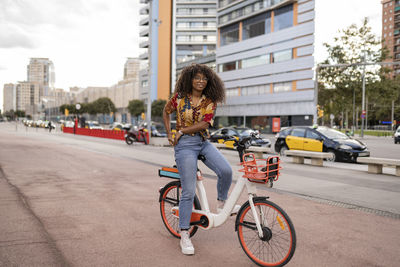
[76,104,81,110]
[362,110,366,115]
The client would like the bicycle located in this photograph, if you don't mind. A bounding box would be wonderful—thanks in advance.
[158,136,296,267]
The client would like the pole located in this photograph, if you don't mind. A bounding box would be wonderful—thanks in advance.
[313,66,319,125]
[352,87,355,133]
[392,100,395,131]
[366,97,368,130]
[360,52,366,138]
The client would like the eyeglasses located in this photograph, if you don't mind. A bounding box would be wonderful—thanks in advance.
[193,76,208,82]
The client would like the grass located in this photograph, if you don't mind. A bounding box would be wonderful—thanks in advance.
[341,129,394,137]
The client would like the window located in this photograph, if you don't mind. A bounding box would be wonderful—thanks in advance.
[306,130,320,140]
[226,88,239,97]
[243,12,271,40]
[218,61,237,72]
[272,49,292,63]
[291,128,305,137]
[220,23,239,46]
[241,54,269,68]
[241,84,270,96]
[273,82,292,93]
[274,4,293,31]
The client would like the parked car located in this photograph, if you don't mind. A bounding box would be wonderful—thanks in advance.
[394,127,400,144]
[274,126,370,162]
[209,127,271,148]
[86,121,103,130]
[109,122,126,131]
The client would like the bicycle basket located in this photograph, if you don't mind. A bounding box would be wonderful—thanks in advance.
[238,153,282,184]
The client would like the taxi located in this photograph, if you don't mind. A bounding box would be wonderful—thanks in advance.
[274,126,370,162]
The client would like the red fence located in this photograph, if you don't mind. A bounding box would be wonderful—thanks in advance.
[63,127,125,140]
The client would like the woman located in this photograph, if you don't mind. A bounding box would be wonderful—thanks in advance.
[163,64,237,255]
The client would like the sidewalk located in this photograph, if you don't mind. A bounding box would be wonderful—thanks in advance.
[1,129,400,266]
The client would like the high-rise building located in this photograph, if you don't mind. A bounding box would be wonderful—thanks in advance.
[138,0,217,102]
[3,83,17,112]
[382,0,400,77]
[215,0,315,132]
[16,81,40,112]
[124,58,141,80]
[27,58,55,97]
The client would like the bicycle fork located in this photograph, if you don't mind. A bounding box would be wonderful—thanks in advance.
[248,194,265,238]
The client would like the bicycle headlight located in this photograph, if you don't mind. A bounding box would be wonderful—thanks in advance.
[339,144,352,150]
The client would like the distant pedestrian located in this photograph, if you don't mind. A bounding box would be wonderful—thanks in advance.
[48,121,53,133]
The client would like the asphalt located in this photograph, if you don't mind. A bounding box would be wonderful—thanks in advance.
[1,124,400,266]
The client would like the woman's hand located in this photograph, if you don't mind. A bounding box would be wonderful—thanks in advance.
[167,132,174,146]
[173,130,183,146]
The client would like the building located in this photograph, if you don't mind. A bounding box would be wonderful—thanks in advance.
[138,0,217,102]
[3,83,17,112]
[16,81,40,115]
[215,0,315,132]
[382,0,400,77]
[27,58,55,97]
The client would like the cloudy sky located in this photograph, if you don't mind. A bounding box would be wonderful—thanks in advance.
[0,0,382,112]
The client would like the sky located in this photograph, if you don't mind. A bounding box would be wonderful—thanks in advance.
[0,0,382,113]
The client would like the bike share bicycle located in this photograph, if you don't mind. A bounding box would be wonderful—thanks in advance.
[158,136,296,267]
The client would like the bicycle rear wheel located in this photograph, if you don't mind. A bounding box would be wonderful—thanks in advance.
[159,181,200,238]
[236,198,296,267]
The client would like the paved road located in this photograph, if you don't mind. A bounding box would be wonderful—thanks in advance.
[1,123,400,266]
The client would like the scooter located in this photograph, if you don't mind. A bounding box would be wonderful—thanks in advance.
[124,125,148,145]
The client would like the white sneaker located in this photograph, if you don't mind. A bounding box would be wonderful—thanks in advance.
[180,230,194,255]
[217,200,241,215]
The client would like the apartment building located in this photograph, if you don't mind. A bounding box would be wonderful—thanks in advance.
[215,0,315,132]
[382,0,400,77]
[3,83,17,112]
[16,81,40,112]
[27,58,55,97]
[138,0,217,102]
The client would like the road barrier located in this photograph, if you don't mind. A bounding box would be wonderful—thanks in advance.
[63,127,125,140]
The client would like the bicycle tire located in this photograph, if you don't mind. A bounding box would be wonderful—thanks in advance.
[159,181,200,238]
[236,198,296,267]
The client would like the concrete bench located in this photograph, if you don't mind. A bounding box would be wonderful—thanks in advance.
[213,143,271,159]
[285,150,333,167]
[356,157,400,176]
[246,146,272,159]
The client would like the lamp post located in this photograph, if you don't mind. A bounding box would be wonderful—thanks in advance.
[360,51,366,138]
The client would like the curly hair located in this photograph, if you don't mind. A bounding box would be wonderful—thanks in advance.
[174,64,225,103]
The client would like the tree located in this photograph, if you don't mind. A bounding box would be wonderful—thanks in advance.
[151,99,166,118]
[92,97,116,114]
[318,18,400,127]
[128,99,145,117]
[15,110,25,118]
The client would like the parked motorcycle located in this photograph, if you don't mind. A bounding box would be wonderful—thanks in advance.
[124,125,148,145]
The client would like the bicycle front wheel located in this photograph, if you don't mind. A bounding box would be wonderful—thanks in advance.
[159,181,200,238]
[236,198,296,267]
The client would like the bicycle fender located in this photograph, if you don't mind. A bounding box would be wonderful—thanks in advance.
[158,181,181,203]
[234,196,269,231]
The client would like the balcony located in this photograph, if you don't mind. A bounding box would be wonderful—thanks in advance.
[140,40,149,48]
[140,6,149,15]
[140,17,149,26]
[140,28,149,37]
[139,52,149,60]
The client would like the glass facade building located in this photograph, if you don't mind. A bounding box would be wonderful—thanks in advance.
[215,0,315,133]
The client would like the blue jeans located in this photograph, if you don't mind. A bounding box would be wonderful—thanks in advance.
[174,134,232,230]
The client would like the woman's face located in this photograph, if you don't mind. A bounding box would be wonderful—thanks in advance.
[192,72,208,93]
